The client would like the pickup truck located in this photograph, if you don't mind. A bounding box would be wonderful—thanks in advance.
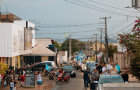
[102,83,140,90]
[97,74,124,90]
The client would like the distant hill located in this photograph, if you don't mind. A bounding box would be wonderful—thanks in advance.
[103,38,117,44]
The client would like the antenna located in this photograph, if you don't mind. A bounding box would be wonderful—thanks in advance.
[6,6,8,20]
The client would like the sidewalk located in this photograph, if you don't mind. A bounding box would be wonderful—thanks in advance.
[129,74,140,83]
[0,77,55,90]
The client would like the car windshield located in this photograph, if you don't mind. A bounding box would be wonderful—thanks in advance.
[46,62,52,66]
[99,76,124,83]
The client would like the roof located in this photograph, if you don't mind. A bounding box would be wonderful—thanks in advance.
[35,38,53,47]
[0,12,21,22]
[27,44,56,56]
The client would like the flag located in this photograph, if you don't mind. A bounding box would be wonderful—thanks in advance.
[65,32,68,40]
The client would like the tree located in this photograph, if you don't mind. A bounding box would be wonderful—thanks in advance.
[61,39,86,56]
[118,19,140,80]
[54,41,61,51]
[108,44,117,58]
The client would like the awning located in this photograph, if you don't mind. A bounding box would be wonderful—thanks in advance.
[26,44,56,56]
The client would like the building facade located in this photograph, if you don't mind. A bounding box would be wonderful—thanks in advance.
[0,20,35,70]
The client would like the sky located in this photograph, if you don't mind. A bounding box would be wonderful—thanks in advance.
[0,0,139,43]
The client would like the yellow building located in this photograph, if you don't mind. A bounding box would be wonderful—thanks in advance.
[92,41,105,52]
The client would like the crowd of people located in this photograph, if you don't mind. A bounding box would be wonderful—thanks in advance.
[0,69,26,90]
[83,61,129,90]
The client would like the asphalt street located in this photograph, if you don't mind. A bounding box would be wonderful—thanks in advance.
[52,70,90,90]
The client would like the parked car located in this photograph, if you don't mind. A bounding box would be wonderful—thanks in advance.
[63,65,76,78]
[30,61,56,73]
[97,74,124,90]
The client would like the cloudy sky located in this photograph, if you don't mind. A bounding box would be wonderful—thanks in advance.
[0,0,139,43]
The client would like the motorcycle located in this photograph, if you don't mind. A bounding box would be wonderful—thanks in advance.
[49,71,55,80]
[56,72,70,84]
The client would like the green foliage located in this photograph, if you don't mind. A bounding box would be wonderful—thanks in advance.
[54,41,61,51]
[118,19,140,80]
[108,45,117,58]
[61,39,86,56]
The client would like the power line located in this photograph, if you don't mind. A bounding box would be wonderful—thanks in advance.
[108,21,135,36]
[35,30,100,35]
[87,0,138,13]
[64,0,136,17]
[36,22,104,28]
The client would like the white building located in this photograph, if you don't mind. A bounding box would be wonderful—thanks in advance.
[0,21,35,69]
[58,51,68,64]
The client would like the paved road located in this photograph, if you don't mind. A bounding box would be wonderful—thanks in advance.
[52,70,90,90]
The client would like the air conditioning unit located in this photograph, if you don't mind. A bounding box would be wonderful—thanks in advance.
[132,0,140,8]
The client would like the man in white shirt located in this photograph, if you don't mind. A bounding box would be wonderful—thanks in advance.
[102,64,109,74]
[107,62,113,73]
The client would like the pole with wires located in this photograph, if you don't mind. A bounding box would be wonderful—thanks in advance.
[100,17,111,63]
[93,34,99,62]
[69,34,71,61]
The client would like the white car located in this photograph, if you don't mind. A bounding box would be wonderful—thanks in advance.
[42,61,57,68]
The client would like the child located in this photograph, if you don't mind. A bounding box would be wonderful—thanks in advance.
[36,72,43,90]
[10,79,15,90]
[4,79,6,87]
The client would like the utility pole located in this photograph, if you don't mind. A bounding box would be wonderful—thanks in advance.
[93,34,99,62]
[88,40,90,57]
[65,32,68,51]
[69,34,71,61]
[100,17,111,63]
[98,28,104,52]
[91,37,94,57]
[86,40,88,56]
[0,6,1,22]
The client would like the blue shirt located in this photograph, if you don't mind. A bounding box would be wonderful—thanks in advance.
[115,65,120,73]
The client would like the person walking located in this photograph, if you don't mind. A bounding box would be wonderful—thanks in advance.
[121,69,129,83]
[36,72,43,90]
[90,69,99,90]
[83,68,90,88]
[95,64,102,74]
